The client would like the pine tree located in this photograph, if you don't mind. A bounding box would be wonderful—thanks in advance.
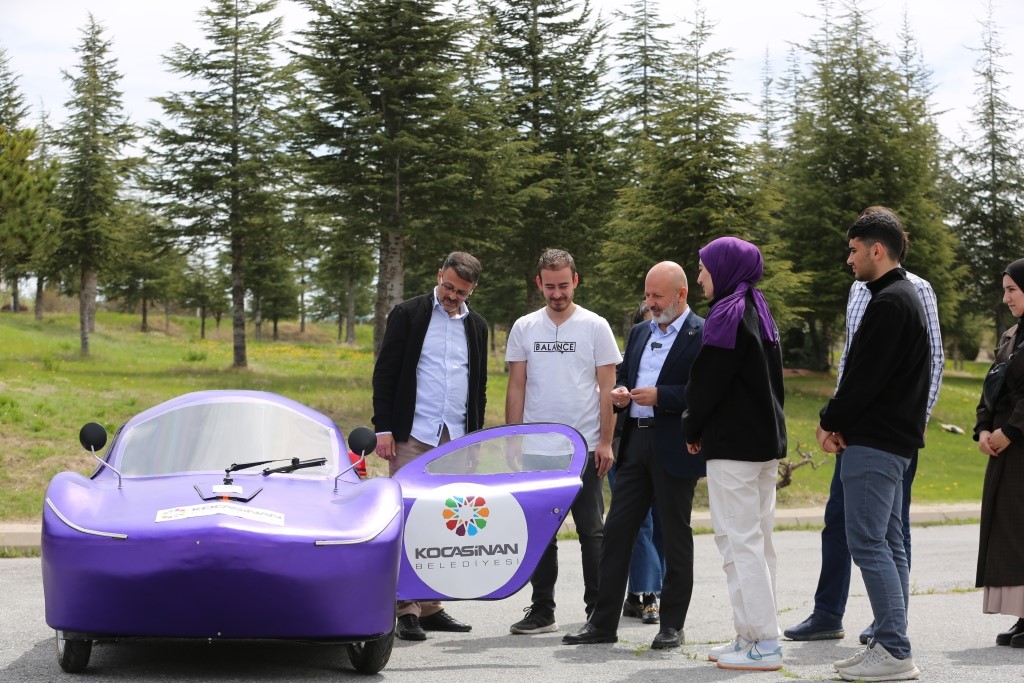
[481,0,616,317]
[947,1,1024,337]
[778,0,956,369]
[53,15,135,355]
[294,0,469,352]
[146,0,291,367]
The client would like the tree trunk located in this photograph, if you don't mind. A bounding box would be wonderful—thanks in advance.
[34,276,43,320]
[272,316,279,341]
[374,231,404,355]
[141,296,149,332]
[230,235,247,368]
[346,274,357,345]
[10,276,20,312]
[337,305,343,343]
[79,267,97,356]
[200,305,207,340]
[299,285,306,333]
[164,301,170,332]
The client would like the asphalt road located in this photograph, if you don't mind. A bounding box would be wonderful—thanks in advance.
[2,524,1020,682]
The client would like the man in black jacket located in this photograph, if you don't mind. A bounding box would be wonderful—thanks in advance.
[562,261,705,651]
[372,251,488,642]
[816,210,929,682]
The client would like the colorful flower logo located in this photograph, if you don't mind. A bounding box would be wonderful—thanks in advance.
[441,495,489,536]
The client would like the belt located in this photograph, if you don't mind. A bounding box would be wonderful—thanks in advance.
[632,417,655,428]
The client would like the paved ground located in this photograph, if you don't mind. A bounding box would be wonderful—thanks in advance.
[3,514,1021,682]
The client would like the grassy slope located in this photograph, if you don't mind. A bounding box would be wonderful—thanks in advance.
[0,312,989,521]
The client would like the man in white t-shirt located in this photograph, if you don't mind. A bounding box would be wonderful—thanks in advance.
[505,248,621,635]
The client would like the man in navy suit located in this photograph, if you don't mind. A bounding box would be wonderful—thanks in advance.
[563,261,706,650]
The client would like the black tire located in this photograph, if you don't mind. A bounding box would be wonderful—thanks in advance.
[347,628,395,675]
[55,630,92,673]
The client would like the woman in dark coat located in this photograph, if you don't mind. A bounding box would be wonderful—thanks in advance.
[974,257,1024,648]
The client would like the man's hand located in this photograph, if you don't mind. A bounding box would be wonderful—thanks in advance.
[375,433,396,460]
[816,424,846,453]
[629,386,658,407]
[610,386,631,409]
[594,443,615,477]
[686,439,702,455]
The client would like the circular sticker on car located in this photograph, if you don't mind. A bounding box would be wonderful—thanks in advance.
[403,482,528,598]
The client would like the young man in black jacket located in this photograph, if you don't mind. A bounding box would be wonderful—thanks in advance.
[816,210,929,681]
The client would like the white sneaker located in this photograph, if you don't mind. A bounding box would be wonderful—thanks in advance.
[834,646,870,671]
[707,636,751,662]
[838,642,920,681]
[715,641,783,671]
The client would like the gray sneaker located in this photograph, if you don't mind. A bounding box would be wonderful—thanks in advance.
[510,606,558,635]
[838,642,920,681]
[834,646,870,671]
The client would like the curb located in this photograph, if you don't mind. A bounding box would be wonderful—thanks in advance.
[1,504,980,551]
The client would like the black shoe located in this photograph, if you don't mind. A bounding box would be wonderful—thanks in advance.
[622,594,643,618]
[561,623,618,645]
[510,606,558,634]
[859,623,874,645]
[419,609,472,632]
[651,627,681,649]
[1012,631,1024,648]
[783,613,845,641]
[396,614,426,641]
[641,604,660,625]
[997,618,1024,646]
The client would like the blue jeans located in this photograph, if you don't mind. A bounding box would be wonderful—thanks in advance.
[814,450,917,621]
[608,464,664,595]
[841,445,912,659]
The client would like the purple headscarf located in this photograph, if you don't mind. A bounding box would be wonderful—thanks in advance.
[698,236,779,350]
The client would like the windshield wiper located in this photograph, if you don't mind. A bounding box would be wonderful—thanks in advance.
[262,457,327,476]
[223,458,292,484]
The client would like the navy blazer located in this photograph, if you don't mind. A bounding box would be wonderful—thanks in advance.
[372,293,488,441]
[616,311,706,480]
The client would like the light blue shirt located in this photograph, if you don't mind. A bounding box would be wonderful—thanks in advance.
[410,288,471,446]
[630,309,691,419]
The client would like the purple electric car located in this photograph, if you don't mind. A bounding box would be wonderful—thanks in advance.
[41,390,587,675]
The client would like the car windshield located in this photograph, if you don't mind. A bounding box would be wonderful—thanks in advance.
[115,399,339,477]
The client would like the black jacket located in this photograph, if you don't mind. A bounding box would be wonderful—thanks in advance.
[819,268,929,458]
[371,293,488,441]
[615,312,706,480]
[682,292,786,462]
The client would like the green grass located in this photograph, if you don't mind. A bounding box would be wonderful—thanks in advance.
[0,311,989,521]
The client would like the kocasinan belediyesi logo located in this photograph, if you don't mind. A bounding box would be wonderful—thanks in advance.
[412,494,519,560]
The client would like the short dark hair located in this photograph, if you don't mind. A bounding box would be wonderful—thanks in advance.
[537,248,576,277]
[847,207,907,261]
[441,252,482,283]
[858,205,909,261]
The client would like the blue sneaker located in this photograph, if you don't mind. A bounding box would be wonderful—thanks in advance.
[783,612,844,640]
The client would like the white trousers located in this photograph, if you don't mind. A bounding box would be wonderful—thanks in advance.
[707,458,780,642]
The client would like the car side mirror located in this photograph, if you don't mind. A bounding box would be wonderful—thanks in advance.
[347,427,377,456]
[79,423,107,452]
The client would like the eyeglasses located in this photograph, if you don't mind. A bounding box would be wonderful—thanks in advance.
[439,281,473,299]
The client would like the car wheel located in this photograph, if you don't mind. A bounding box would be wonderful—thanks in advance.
[347,628,395,674]
[55,630,92,673]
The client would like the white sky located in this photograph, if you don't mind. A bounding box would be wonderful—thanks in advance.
[1,0,1022,145]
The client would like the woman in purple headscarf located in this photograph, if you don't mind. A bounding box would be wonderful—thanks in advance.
[682,236,787,671]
